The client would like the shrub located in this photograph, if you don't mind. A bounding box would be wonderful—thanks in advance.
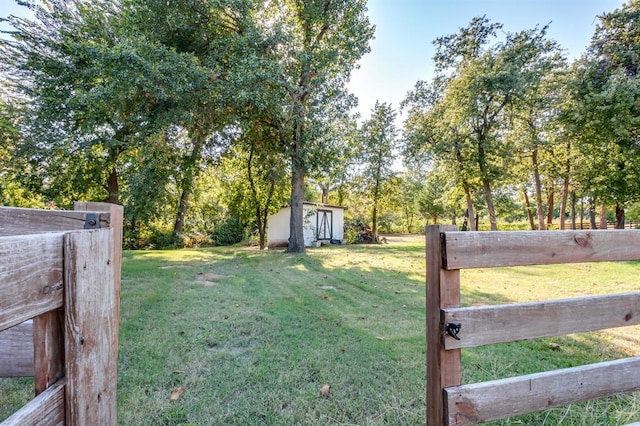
[211,216,245,246]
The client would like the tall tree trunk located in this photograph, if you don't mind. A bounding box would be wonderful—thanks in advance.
[246,147,276,250]
[615,202,625,229]
[600,203,607,230]
[546,184,555,228]
[559,141,571,230]
[589,197,597,229]
[482,178,498,231]
[106,166,119,204]
[523,188,536,230]
[105,130,130,205]
[404,205,414,233]
[321,185,329,204]
[463,183,476,231]
[372,202,378,235]
[288,153,306,252]
[371,178,381,236]
[579,198,584,230]
[477,139,497,231]
[532,149,545,230]
[570,191,577,230]
[172,132,205,240]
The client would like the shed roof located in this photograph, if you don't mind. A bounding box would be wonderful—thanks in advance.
[302,201,347,210]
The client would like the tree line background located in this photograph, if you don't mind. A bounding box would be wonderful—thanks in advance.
[1,0,639,251]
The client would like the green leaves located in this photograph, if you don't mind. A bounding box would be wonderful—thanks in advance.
[565,1,640,210]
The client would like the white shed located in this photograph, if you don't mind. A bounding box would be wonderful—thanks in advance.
[267,202,346,248]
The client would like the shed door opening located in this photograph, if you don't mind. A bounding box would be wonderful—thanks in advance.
[317,210,333,240]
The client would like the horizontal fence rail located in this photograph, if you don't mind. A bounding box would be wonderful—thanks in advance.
[1,380,65,426]
[441,230,640,269]
[445,357,640,425]
[0,206,110,236]
[0,233,65,332]
[427,226,640,425]
[442,292,640,350]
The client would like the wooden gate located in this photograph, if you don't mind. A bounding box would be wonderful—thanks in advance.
[427,225,640,425]
[0,202,122,425]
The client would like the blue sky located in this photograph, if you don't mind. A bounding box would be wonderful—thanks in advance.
[347,0,626,121]
[1,0,627,121]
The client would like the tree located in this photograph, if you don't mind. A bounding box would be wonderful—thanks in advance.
[358,101,398,236]
[403,78,481,230]
[217,124,289,250]
[2,1,216,206]
[565,0,640,228]
[508,52,567,230]
[308,113,360,206]
[405,17,566,230]
[262,0,373,252]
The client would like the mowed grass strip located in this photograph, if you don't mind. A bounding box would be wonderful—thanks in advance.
[1,235,639,424]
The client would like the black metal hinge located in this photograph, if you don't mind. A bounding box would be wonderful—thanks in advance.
[445,322,462,340]
[84,213,101,229]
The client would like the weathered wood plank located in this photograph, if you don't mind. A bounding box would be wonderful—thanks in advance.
[427,225,461,426]
[74,202,123,349]
[0,379,65,426]
[445,357,640,425]
[64,228,118,425]
[443,292,640,349]
[0,320,34,377]
[0,206,109,236]
[33,310,64,394]
[0,234,64,332]
[442,230,640,270]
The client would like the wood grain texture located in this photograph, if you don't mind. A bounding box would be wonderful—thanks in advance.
[0,320,34,377]
[426,225,461,426]
[442,292,640,349]
[33,310,65,394]
[64,228,117,426]
[74,202,123,350]
[0,206,109,236]
[445,357,640,425]
[0,233,64,332]
[0,379,65,426]
[441,230,640,270]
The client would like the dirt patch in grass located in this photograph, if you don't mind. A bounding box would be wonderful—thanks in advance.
[195,272,229,286]
[380,233,423,244]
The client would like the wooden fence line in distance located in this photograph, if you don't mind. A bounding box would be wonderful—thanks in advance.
[0,203,122,426]
[426,225,640,425]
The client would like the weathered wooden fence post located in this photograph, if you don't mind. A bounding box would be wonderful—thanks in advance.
[66,202,122,425]
[426,225,461,425]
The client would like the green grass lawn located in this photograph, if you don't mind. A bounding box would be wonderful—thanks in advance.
[2,235,640,424]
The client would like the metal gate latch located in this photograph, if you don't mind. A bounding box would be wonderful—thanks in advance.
[445,322,462,340]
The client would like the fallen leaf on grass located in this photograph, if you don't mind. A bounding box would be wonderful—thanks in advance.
[548,343,561,350]
[321,384,330,398]
[170,386,185,401]
[376,336,385,340]
[172,370,185,375]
